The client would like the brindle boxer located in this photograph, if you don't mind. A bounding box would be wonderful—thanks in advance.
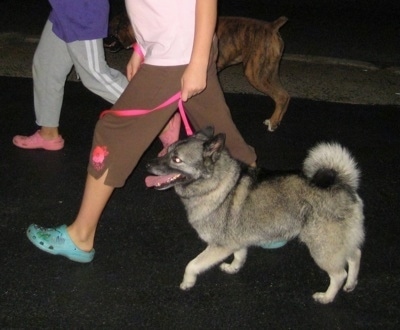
[105,14,289,131]
[104,12,135,52]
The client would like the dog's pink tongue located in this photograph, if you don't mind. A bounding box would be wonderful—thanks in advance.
[145,174,175,188]
[145,176,160,188]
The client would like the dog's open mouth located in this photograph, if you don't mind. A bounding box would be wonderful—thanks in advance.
[145,173,186,190]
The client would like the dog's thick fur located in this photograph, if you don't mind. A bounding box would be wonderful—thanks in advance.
[146,127,365,304]
[106,14,290,131]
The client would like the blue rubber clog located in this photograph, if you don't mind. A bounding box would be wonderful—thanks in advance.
[26,224,95,263]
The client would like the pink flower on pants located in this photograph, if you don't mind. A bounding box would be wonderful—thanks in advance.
[92,146,109,171]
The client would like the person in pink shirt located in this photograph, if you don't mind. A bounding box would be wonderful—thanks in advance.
[26,0,257,263]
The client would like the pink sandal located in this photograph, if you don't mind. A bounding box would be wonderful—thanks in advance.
[13,130,64,151]
[158,112,181,156]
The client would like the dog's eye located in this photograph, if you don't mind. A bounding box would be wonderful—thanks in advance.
[172,156,182,163]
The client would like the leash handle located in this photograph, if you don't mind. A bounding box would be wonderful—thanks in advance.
[99,92,193,136]
[132,42,144,63]
[177,98,193,136]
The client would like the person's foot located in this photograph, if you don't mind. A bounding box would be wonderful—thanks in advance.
[158,113,181,156]
[13,130,64,150]
[26,224,95,263]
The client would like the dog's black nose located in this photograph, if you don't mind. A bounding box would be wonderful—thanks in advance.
[146,159,159,171]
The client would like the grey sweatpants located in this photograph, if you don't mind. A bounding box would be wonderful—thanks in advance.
[88,38,257,187]
[33,20,128,127]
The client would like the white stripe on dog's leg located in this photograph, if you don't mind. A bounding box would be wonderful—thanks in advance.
[263,119,274,132]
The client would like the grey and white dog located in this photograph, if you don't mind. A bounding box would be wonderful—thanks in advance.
[146,127,365,304]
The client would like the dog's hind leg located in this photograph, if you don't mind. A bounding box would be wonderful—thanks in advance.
[262,81,290,132]
[309,247,348,303]
[220,248,248,274]
[343,248,362,292]
[243,56,290,132]
[312,269,347,304]
[180,245,235,290]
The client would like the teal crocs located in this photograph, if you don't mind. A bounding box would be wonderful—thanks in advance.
[259,240,287,249]
[26,224,95,263]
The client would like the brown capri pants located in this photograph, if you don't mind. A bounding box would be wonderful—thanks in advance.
[88,39,257,187]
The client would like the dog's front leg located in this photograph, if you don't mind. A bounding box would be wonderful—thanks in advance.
[220,248,248,274]
[180,245,235,290]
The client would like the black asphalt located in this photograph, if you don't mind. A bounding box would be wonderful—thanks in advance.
[1,77,400,328]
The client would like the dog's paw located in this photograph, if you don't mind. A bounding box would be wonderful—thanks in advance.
[263,119,277,132]
[343,280,358,292]
[180,273,197,291]
[312,292,335,304]
[220,262,240,274]
[180,281,195,291]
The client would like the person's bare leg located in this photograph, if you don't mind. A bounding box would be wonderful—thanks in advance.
[39,126,60,140]
[67,171,114,252]
[158,112,181,156]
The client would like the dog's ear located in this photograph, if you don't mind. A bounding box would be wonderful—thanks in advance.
[203,133,226,162]
[194,126,214,141]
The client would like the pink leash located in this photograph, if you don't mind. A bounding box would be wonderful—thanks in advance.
[99,91,193,136]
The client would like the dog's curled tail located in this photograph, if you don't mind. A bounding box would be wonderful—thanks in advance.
[303,142,360,191]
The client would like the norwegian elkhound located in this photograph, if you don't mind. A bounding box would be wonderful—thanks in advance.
[146,127,365,304]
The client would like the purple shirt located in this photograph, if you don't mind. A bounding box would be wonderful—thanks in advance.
[49,0,110,42]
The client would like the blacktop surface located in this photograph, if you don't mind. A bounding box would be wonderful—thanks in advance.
[1,0,400,328]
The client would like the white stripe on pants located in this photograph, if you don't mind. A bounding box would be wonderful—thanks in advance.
[33,20,128,127]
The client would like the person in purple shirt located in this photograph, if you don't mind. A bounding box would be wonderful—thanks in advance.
[13,0,129,151]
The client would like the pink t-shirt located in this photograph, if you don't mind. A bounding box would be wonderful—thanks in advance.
[125,0,196,66]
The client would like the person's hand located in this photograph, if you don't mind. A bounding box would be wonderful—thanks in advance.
[126,51,142,81]
[180,62,207,102]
